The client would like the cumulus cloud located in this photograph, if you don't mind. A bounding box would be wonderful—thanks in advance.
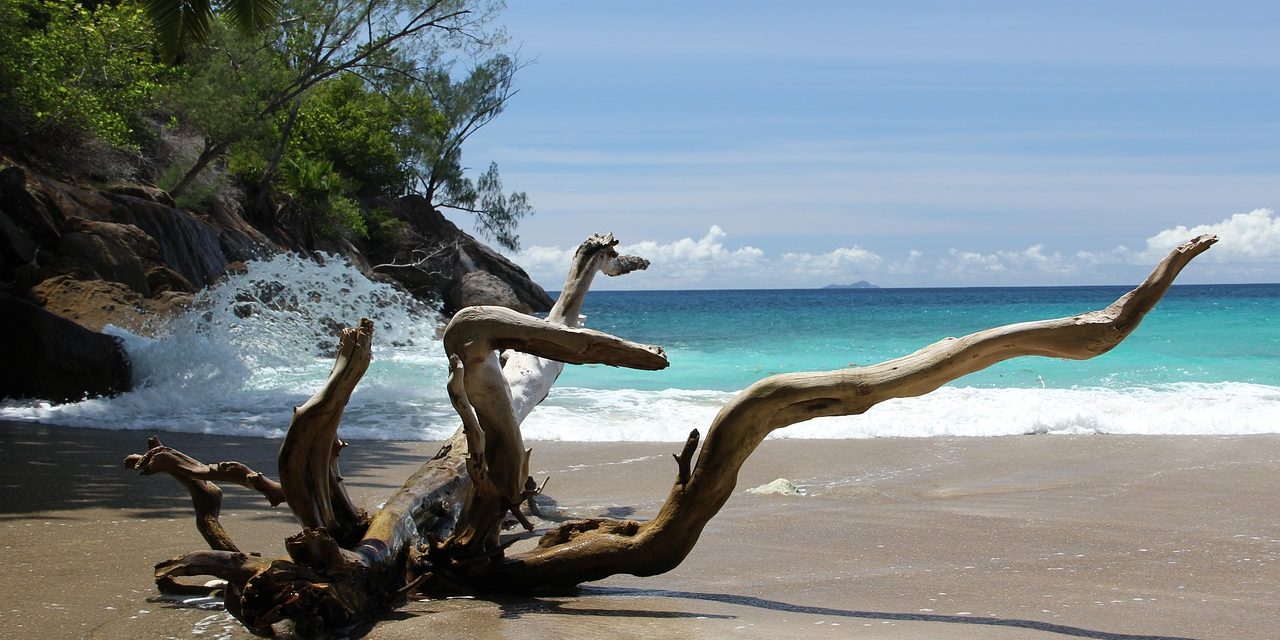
[933,244,1089,280]
[510,227,878,289]
[1142,208,1280,261]
[1074,208,1280,270]
[938,248,1006,276]
[780,245,882,279]
[618,225,765,277]
[509,212,1277,289]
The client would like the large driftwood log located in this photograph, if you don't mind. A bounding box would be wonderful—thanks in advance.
[127,233,1216,637]
[128,234,658,634]
[472,234,1219,589]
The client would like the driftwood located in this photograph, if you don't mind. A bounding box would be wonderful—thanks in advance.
[127,233,1217,637]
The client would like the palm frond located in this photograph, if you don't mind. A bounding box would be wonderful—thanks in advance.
[221,0,282,33]
[145,0,214,61]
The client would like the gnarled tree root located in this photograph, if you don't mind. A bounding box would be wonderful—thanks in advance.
[124,436,285,556]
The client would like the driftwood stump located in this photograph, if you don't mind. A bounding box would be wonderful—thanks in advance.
[127,233,1217,637]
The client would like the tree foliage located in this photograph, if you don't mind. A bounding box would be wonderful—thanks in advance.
[162,0,532,248]
[402,54,531,250]
[1,0,531,249]
[0,0,167,149]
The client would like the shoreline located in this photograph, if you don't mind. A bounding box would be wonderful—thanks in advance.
[1,421,1276,639]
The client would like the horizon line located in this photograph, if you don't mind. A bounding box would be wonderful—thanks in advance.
[541,281,1280,294]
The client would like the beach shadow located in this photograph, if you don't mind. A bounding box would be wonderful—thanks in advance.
[0,421,440,520]
[600,505,636,519]
[0,422,199,519]
[494,595,736,621]
[573,586,1203,640]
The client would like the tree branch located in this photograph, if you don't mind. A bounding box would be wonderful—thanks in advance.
[277,318,375,547]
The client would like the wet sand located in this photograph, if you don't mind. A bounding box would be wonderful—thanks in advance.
[1,420,1276,639]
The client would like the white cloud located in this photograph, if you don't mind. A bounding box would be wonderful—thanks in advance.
[780,245,882,279]
[1142,208,1280,261]
[939,249,1007,276]
[934,244,1087,280]
[511,227,880,289]
[619,225,764,271]
[509,214,1278,290]
[1000,244,1079,276]
[1073,208,1280,272]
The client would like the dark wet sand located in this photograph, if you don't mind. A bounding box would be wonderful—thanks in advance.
[1,420,1276,639]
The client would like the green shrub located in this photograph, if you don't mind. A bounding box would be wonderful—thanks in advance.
[283,154,367,238]
[0,0,167,149]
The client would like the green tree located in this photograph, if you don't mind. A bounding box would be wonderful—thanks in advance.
[165,0,500,198]
[287,74,409,199]
[0,0,167,149]
[280,154,364,242]
[162,0,531,249]
[401,54,531,250]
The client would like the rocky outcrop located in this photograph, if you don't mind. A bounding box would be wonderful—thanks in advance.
[372,195,552,314]
[452,270,531,313]
[0,165,276,334]
[0,158,551,403]
[28,276,191,333]
[47,184,234,288]
[0,294,132,402]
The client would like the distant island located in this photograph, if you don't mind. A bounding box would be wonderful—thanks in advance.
[822,281,880,289]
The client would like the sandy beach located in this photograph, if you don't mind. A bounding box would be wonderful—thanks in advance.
[1,420,1276,639]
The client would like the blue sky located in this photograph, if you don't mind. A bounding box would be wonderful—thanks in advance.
[459,1,1279,289]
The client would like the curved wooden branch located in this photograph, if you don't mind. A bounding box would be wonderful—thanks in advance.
[156,234,659,635]
[124,435,286,554]
[442,304,668,551]
[356,233,657,564]
[506,232,650,419]
[277,318,375,547]
[126,233,1218,638]
[154,550,270,597]
[478,235,1218,589]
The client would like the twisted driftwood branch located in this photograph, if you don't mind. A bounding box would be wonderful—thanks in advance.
[126,233,1216,638]
[130,234,654,635]
[471,234,1218,589]
[124,436,285,558]
[276,318,375,547]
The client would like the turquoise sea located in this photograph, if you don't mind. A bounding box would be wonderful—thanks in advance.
[562,284,1280,391]
[3,256,1277,441]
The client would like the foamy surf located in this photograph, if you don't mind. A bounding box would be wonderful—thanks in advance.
[523,382,1280,441]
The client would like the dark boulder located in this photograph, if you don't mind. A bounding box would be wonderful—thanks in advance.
[52,218,159,296]
[375,195,553,315]
[0,166,63,246]
[450,270,532,313]
[0,295,132,403]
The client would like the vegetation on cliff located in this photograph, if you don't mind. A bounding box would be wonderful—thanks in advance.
[0,0,530,252]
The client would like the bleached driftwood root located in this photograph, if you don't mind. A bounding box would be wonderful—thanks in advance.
[127,233,1216,637]
[469,234,1218,589]
[127,234,657,635]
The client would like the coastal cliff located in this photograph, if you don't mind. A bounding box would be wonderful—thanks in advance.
[0,159,550,402]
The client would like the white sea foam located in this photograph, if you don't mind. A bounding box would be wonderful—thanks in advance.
[0,253,449,438]
[520,382,1280,441]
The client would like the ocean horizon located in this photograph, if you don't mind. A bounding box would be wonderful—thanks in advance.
[4,255,1277,441]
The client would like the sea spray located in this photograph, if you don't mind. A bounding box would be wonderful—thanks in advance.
[1,254,453,437]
